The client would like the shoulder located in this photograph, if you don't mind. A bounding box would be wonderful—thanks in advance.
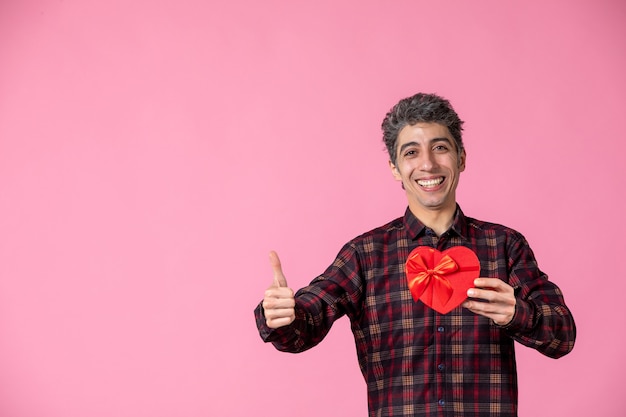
[329,216,405,272]
[332,216,405,259]
[350,216,405,245]
[465,213,530,250]
[464,215,526,241]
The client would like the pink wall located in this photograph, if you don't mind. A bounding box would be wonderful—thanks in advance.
[1,1,624,416]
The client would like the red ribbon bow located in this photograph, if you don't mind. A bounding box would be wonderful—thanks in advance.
[406,252,458,305]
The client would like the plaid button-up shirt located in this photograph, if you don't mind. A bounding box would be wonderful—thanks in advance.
[255,206,576,417]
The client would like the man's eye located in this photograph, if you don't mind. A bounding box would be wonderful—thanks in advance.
[434,145,448,152]
[404,150,416,157]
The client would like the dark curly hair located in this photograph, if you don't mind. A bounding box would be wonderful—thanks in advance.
[381,93,464,165]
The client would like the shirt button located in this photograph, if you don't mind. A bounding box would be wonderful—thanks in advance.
[437,326,445,332]
[437,363,445,371]
[438,399,445,406]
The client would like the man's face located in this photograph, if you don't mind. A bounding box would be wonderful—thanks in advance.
[389,122,466,216]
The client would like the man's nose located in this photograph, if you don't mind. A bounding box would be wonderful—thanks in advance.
[419,151,435,170]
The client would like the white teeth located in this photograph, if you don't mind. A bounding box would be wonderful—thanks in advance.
[417,178,444,187]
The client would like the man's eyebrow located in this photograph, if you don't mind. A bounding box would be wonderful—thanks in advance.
[398,137,453,153]
[399,141,419,153]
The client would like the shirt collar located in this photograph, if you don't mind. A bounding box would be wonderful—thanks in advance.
[403,204,469,240]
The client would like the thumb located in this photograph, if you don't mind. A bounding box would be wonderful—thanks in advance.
[269,250,288,287]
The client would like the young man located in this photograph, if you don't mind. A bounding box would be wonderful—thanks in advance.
[254,93,576,417]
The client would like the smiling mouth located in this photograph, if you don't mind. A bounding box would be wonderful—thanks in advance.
[417,177,444,188]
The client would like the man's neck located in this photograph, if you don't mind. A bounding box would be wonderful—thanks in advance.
[409,205,456,237]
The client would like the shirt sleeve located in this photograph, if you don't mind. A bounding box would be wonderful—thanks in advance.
[253,242,365,353]
[499,233,576,359]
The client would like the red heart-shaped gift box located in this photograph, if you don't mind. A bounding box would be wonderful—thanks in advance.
[405,246,480,314]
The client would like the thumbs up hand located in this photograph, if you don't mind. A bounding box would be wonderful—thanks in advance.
[263,251,296,329]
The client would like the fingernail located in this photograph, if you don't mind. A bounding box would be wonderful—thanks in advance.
[467,289,475,297]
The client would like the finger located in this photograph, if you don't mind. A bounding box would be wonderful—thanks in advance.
[269,250,288,288]
[266,315,296,329]
[265,286,294,300]
[468,287,514,305]
[463,298,494,311]
[473,278,507,291]
[462,299,514,326]
[263,293,296,310]
[467,287,496,301]
[263,306,295,320]
[467,288,482,300]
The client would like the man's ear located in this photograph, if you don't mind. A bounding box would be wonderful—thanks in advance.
[389,160,402,181]
[458,149,467,172]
